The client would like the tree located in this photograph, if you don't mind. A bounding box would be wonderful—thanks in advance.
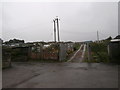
[4,39,24,44]
[106,36,112,41]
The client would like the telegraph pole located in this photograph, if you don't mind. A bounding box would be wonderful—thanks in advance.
[97,30,99,42]
[56,16,60,42]
[87,42,90,61]
[53,19,56,42]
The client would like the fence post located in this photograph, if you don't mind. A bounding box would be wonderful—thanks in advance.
[59,43,67,61]
[87,42,91,61]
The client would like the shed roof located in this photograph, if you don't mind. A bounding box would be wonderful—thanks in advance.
[111,39,120,42]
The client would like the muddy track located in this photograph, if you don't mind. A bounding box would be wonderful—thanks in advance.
[68,44,86,63]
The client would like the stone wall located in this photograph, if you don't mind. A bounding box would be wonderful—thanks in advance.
[11,47,29,62]
[2,47,11,68]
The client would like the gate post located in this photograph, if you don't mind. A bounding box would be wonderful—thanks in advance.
[59,43,67,61]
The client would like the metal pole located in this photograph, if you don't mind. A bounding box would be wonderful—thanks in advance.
[118,2,120,35]
[87,43,90,61]
[56,17,60,42]
[97,30,99,42]
[53,19,56,42]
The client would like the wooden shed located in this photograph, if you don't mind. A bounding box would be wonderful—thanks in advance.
[108,35,120,63]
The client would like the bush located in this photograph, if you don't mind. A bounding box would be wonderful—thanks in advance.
[90,42,109,63]
[73,43,80,51]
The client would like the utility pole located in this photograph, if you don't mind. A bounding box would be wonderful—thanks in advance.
[53,16,60,42]
[97,30,99,42]
[87,42,90,61]
[53,19,56,42]
[56,16,60,42]
[118,2,120,35]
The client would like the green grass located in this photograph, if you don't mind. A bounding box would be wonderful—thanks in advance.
[83,41,110,63]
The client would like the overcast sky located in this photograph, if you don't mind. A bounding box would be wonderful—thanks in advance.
[1,2,118,42]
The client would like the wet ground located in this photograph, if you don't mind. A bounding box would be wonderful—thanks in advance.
[2,62,118,88]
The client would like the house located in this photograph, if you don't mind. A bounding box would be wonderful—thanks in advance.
[108,35,120,63]
[65,42,74,52]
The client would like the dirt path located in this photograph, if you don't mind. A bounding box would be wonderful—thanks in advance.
[68,44,86,63]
